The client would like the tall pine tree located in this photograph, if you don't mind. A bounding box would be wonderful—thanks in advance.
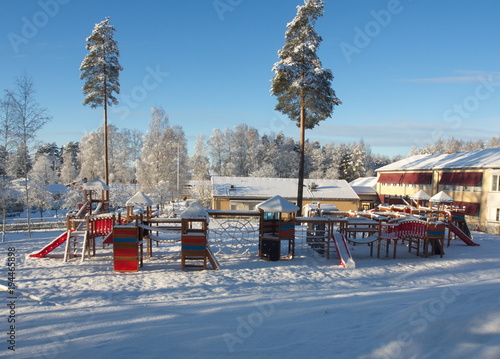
[80,17,123,186]
[271,0,340,213]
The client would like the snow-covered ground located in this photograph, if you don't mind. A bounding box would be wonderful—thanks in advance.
[1,229,499,359]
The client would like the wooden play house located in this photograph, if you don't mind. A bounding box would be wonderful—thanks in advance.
[82,177,110,214]
[180,202,219,270]
[125,191,154,221]
[256,195,298,261]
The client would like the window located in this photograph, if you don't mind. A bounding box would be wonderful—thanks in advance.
[492,175,499,192]
[496,209,500,222]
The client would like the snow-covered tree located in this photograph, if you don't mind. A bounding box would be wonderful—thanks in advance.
[80,17,123,185]
[350,141,367,181]
[62,186,81,212]
[227,124,260,177]
[1,93,16,241]
[31,154,59,185]
[109,127,135,183]
[28,181,53,219]
[189,181,212,208]
[78,125,135,184]
[109,183,138,209]
[136,107,189,206]
[5,73,51,237]
[78,130,103,181]
[271,0,341,212]
[308,141,326,179]
[190,135,211,181]
[249,162,278,178]
[208,128,230,176]
[60,145,78,184]
[36,143,62,166]
[486,136,500,148]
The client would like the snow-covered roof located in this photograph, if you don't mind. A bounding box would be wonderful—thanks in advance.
[83,177,109,190]
[256,195,299,213]
[349,177,377,188]
[376,148,500,172]
[430,191,454,203]
[46,184,68,195]
[212,176,359,201]
[410,190,431,200]
[349,177,378,196]
[180,202,209,220]
[126,191,154,207]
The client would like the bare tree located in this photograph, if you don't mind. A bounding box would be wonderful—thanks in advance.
[0,93,16,241]
[6,73,51,237]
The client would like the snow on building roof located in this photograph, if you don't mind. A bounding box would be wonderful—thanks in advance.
[256,195,299,213]
[46,184,68,195]
[211,176,360,201]
[349,177,378,196]
[126,191,154,207]
[349,177,377,188]
[376,147,500,172]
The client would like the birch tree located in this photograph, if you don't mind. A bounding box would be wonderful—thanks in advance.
[0,94,16,241]
[190,135,211,181]
[136,107,189,207]
[6,73,51,237]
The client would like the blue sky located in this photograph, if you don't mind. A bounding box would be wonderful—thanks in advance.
[1,0,500,157]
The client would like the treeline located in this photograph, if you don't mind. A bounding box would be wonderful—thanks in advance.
[409,137,500,156]
[4,96,500,221]
[4,116,403,191]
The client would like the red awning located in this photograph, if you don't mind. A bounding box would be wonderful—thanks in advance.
[439,172,483,186]
[453,202,480,216]
[378,173,404,184]
[401,172,433,185]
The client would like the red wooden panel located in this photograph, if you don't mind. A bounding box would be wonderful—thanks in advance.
[114,259,139,272]
[114,247,138,257]
[182,237,206,244]
[114,228,138,237]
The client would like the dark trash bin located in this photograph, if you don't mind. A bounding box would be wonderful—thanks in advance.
[261,238,280,261]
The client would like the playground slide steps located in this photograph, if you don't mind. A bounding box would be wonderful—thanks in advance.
[29,231,69,258]
[64,230,90,262]
[449,222,480,246]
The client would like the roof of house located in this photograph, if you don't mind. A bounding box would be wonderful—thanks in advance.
[376,147,500,172]
[349,177,378,188]
[349,177,378,196]
[212,176,360,201]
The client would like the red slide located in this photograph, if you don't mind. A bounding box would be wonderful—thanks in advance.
[449,222,480,246]
[29,232,68,258]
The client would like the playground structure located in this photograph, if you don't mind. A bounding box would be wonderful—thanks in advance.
[29,183,480,270]
[29,178,115,261]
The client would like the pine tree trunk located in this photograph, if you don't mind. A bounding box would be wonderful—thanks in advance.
[103,79,109,186]
[297,103,306,216]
